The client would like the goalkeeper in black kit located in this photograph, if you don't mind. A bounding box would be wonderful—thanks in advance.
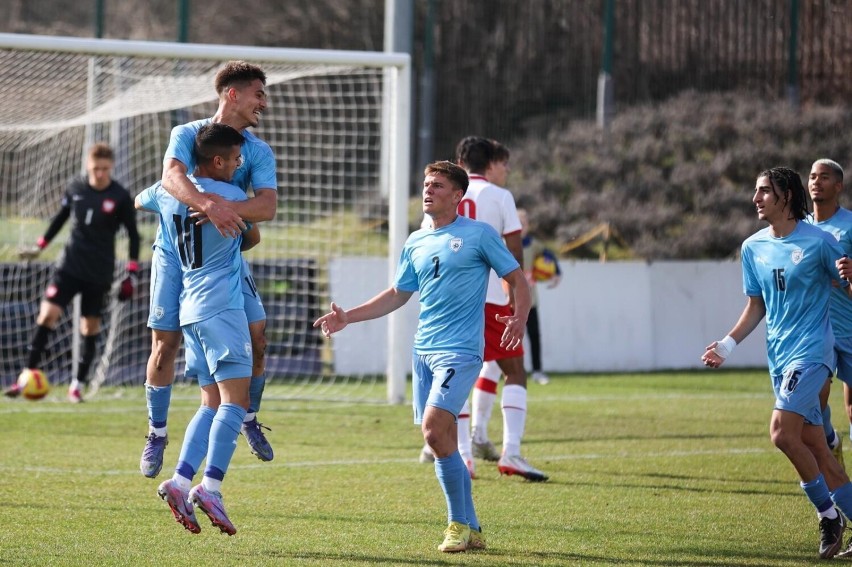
[5,142,140,403]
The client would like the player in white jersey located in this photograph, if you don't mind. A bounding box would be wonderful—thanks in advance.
[457,137,546,481]
[417,140,546,481]
[704,166,852,559]
[315,160,530,552]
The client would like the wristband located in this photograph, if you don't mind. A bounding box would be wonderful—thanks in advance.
[713,335,737,359]
[127,260,140,273]
[36,236,48,249]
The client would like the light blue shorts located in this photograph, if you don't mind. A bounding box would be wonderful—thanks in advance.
[148,245,182,331]
[148,248,266,329]
[241,260,266,324]
[182,309,252,387]
[411,351,482,425]
[834,336,852,387]
[771,362,832,426]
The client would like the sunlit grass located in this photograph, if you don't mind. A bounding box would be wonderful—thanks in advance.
[0,370,842,566]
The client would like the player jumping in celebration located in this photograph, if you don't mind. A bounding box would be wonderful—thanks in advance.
[314,161,531,553]
[4,142,139,403]
[702,166,852,560]
[137,123,257,535]
[140,61,277,478]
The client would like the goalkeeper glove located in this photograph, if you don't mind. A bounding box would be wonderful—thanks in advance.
[18,236,48,261]
[117,261,139,301]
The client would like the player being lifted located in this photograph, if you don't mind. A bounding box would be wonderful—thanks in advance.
[137,123,257,535]
[140,61,277,478]
[4,142,139,403]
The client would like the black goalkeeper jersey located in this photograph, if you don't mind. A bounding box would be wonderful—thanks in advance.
[43,176,140,286]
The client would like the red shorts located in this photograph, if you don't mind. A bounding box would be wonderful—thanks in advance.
[483,303,524,362]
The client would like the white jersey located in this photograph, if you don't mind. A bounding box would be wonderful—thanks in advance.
[457,174,521,305]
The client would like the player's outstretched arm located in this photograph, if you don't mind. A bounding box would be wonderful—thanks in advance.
[313,288,413,339]
[163,158,245,238]
[314,302,349,338]
[701,295,765,368]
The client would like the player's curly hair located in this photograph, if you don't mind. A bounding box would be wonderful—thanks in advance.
[758,166,809,221]
[214,60,267,95]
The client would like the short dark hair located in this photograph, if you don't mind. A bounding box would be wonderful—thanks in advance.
[758,166,809,221]
[490,139,510,162]
[425,160,469,195]
[214,60,267,95]
[88,142,114,161]
[195,123,245,165]
[813,158,844,183]
[455,136,494,174]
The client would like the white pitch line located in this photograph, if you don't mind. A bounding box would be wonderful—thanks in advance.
[0,447,774,477]
[0,390,771,415]
[531,392,771,403]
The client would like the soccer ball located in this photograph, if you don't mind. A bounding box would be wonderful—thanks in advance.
[532,253,558,282]
[17,369,50,400]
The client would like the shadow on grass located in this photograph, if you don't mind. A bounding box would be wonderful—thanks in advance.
[529,430,767,445]
[224,549,814,566]
[562,470,801,498]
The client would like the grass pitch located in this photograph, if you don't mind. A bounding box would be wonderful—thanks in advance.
[0,370,843,566]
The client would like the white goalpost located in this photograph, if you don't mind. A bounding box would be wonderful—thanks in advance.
[0,33,411,404]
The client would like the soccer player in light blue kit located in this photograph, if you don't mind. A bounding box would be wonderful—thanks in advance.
[140,61,277,478]
[137,123,258,536]
[313,161,531,553]
[702,166,852,560]
[807,159,852,517]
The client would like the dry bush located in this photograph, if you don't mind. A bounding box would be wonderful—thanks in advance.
[511,91,852,260]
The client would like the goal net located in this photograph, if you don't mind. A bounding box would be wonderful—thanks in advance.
[0,33,411,403]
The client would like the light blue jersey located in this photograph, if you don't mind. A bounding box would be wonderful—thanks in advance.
[147,118,276,330]
[164,118,277,193]
[741,221,847,376]
[807,208,852,339]
[153,118,277,251]
[394,215,520,357]
[138,177,246,325]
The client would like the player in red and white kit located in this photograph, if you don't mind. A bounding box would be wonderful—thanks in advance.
[421,137,548,482]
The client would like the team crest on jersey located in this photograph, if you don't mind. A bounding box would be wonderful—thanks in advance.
[791,248,805,265]
[449,237,463,252]
[101,198,116,214]
[45,284,58,299]
[153,306,165,320]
